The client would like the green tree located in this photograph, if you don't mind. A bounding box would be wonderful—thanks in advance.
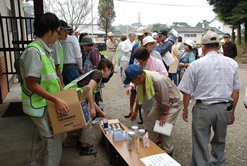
[97,0,116,41]
[196,22,203,28]
[230,1,247,43]
[207,0,244,44]
[151,23,169,32]
[172,22,191,27]
[202,20,209,30]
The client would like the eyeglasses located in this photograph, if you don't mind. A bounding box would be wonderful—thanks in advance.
[55,29,61,36]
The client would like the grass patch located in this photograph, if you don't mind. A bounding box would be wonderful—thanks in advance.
[100,50,120,64]
[236,45,247,63]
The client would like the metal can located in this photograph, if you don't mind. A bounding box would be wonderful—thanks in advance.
[127,131,135,151]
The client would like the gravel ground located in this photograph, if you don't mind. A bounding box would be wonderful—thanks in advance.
[91,63,247,166]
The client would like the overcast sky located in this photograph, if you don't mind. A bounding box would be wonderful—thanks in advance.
[93,0,216,27]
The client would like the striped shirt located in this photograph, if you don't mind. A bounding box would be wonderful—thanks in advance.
[178,51,241,105]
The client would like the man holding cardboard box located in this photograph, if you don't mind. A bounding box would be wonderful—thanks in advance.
[20,13,69,166]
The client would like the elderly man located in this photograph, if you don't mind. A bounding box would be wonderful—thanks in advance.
[60,20,83,85]
[157,30,172,70]
[49,20,72,88]
[178,31,240,166]
[124,64,183,156]
[106,32,118,72]
[121,33,136,85]
[124,27,149,120]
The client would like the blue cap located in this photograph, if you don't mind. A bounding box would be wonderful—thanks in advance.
[168,36,176,43]
[123,64,143,84]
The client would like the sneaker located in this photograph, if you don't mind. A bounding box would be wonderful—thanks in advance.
[92,118,98,125]
[122,84,127,88]
[99,101,106,110]
[79,146,98,156]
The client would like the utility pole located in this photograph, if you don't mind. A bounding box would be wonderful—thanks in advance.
[91,0,94,41]
[138,13,142,27]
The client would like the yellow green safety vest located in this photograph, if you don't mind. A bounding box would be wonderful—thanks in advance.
[64,70,101,93]
[21,42,61,117]
[58,41,64,72]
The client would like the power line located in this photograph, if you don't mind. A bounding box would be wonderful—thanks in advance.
[116,0,212,8]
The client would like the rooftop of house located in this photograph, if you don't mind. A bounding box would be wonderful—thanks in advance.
[171,26,205,33]
[210,27,225,35]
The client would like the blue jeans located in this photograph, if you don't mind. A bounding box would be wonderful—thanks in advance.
[62,66,79,85]
[169,73,178,86]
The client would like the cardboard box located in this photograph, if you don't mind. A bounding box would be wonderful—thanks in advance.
[47,87,90,135]
[100,119,129,134]
[63,129,81,147]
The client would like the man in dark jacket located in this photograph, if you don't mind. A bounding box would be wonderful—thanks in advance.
[222,33,237,59]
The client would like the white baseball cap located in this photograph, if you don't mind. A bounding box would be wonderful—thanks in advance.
[136,27,149,36]
[142,36,157,46]
[108,32,114,37]
[184,39,196,48]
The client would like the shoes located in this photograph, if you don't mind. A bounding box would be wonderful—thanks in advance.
[79,145,98,156]
[122,84,127,88]
[124,112,132,118]
[75,142,94,150]
[113,71,117,73]
[92,118,98,125]
[138,121,143,124]
[167,151,173,157]
[156,141,161,145]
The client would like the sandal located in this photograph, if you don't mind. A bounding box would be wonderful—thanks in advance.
[79,146,98,156]
[124,112,132,118]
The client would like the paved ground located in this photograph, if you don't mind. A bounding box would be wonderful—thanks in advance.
[0,63,247,166]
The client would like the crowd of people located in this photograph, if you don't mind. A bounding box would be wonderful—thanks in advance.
[20,12,241,166]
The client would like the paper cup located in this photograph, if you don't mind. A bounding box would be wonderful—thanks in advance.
[131,126,139,137]
[138,129,145,141]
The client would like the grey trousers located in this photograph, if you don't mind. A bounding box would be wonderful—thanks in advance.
[107,51,116,66]
[31,110,66,166]
[192,101,232,166]
[147,101,183,153]
[80,121,92,143]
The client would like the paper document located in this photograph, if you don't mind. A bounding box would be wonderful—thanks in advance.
[141,153,181,166]
[153,120,173,136]
[162,51,174,66]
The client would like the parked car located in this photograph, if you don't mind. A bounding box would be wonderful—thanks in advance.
[94,41,106,51]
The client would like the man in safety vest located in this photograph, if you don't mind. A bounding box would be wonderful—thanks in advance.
[20,13,69,166]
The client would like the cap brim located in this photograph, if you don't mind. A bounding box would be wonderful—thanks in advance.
[61,26,73,30]
[136,33,144,36]
[80,42,93,46]
[123,78,131,85]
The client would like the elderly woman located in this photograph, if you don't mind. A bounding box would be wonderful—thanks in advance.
[142,36,163,61]
[177,39,197,83]
[167,36,181,86]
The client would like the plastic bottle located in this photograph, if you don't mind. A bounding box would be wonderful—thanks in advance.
[103,118,109,132]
